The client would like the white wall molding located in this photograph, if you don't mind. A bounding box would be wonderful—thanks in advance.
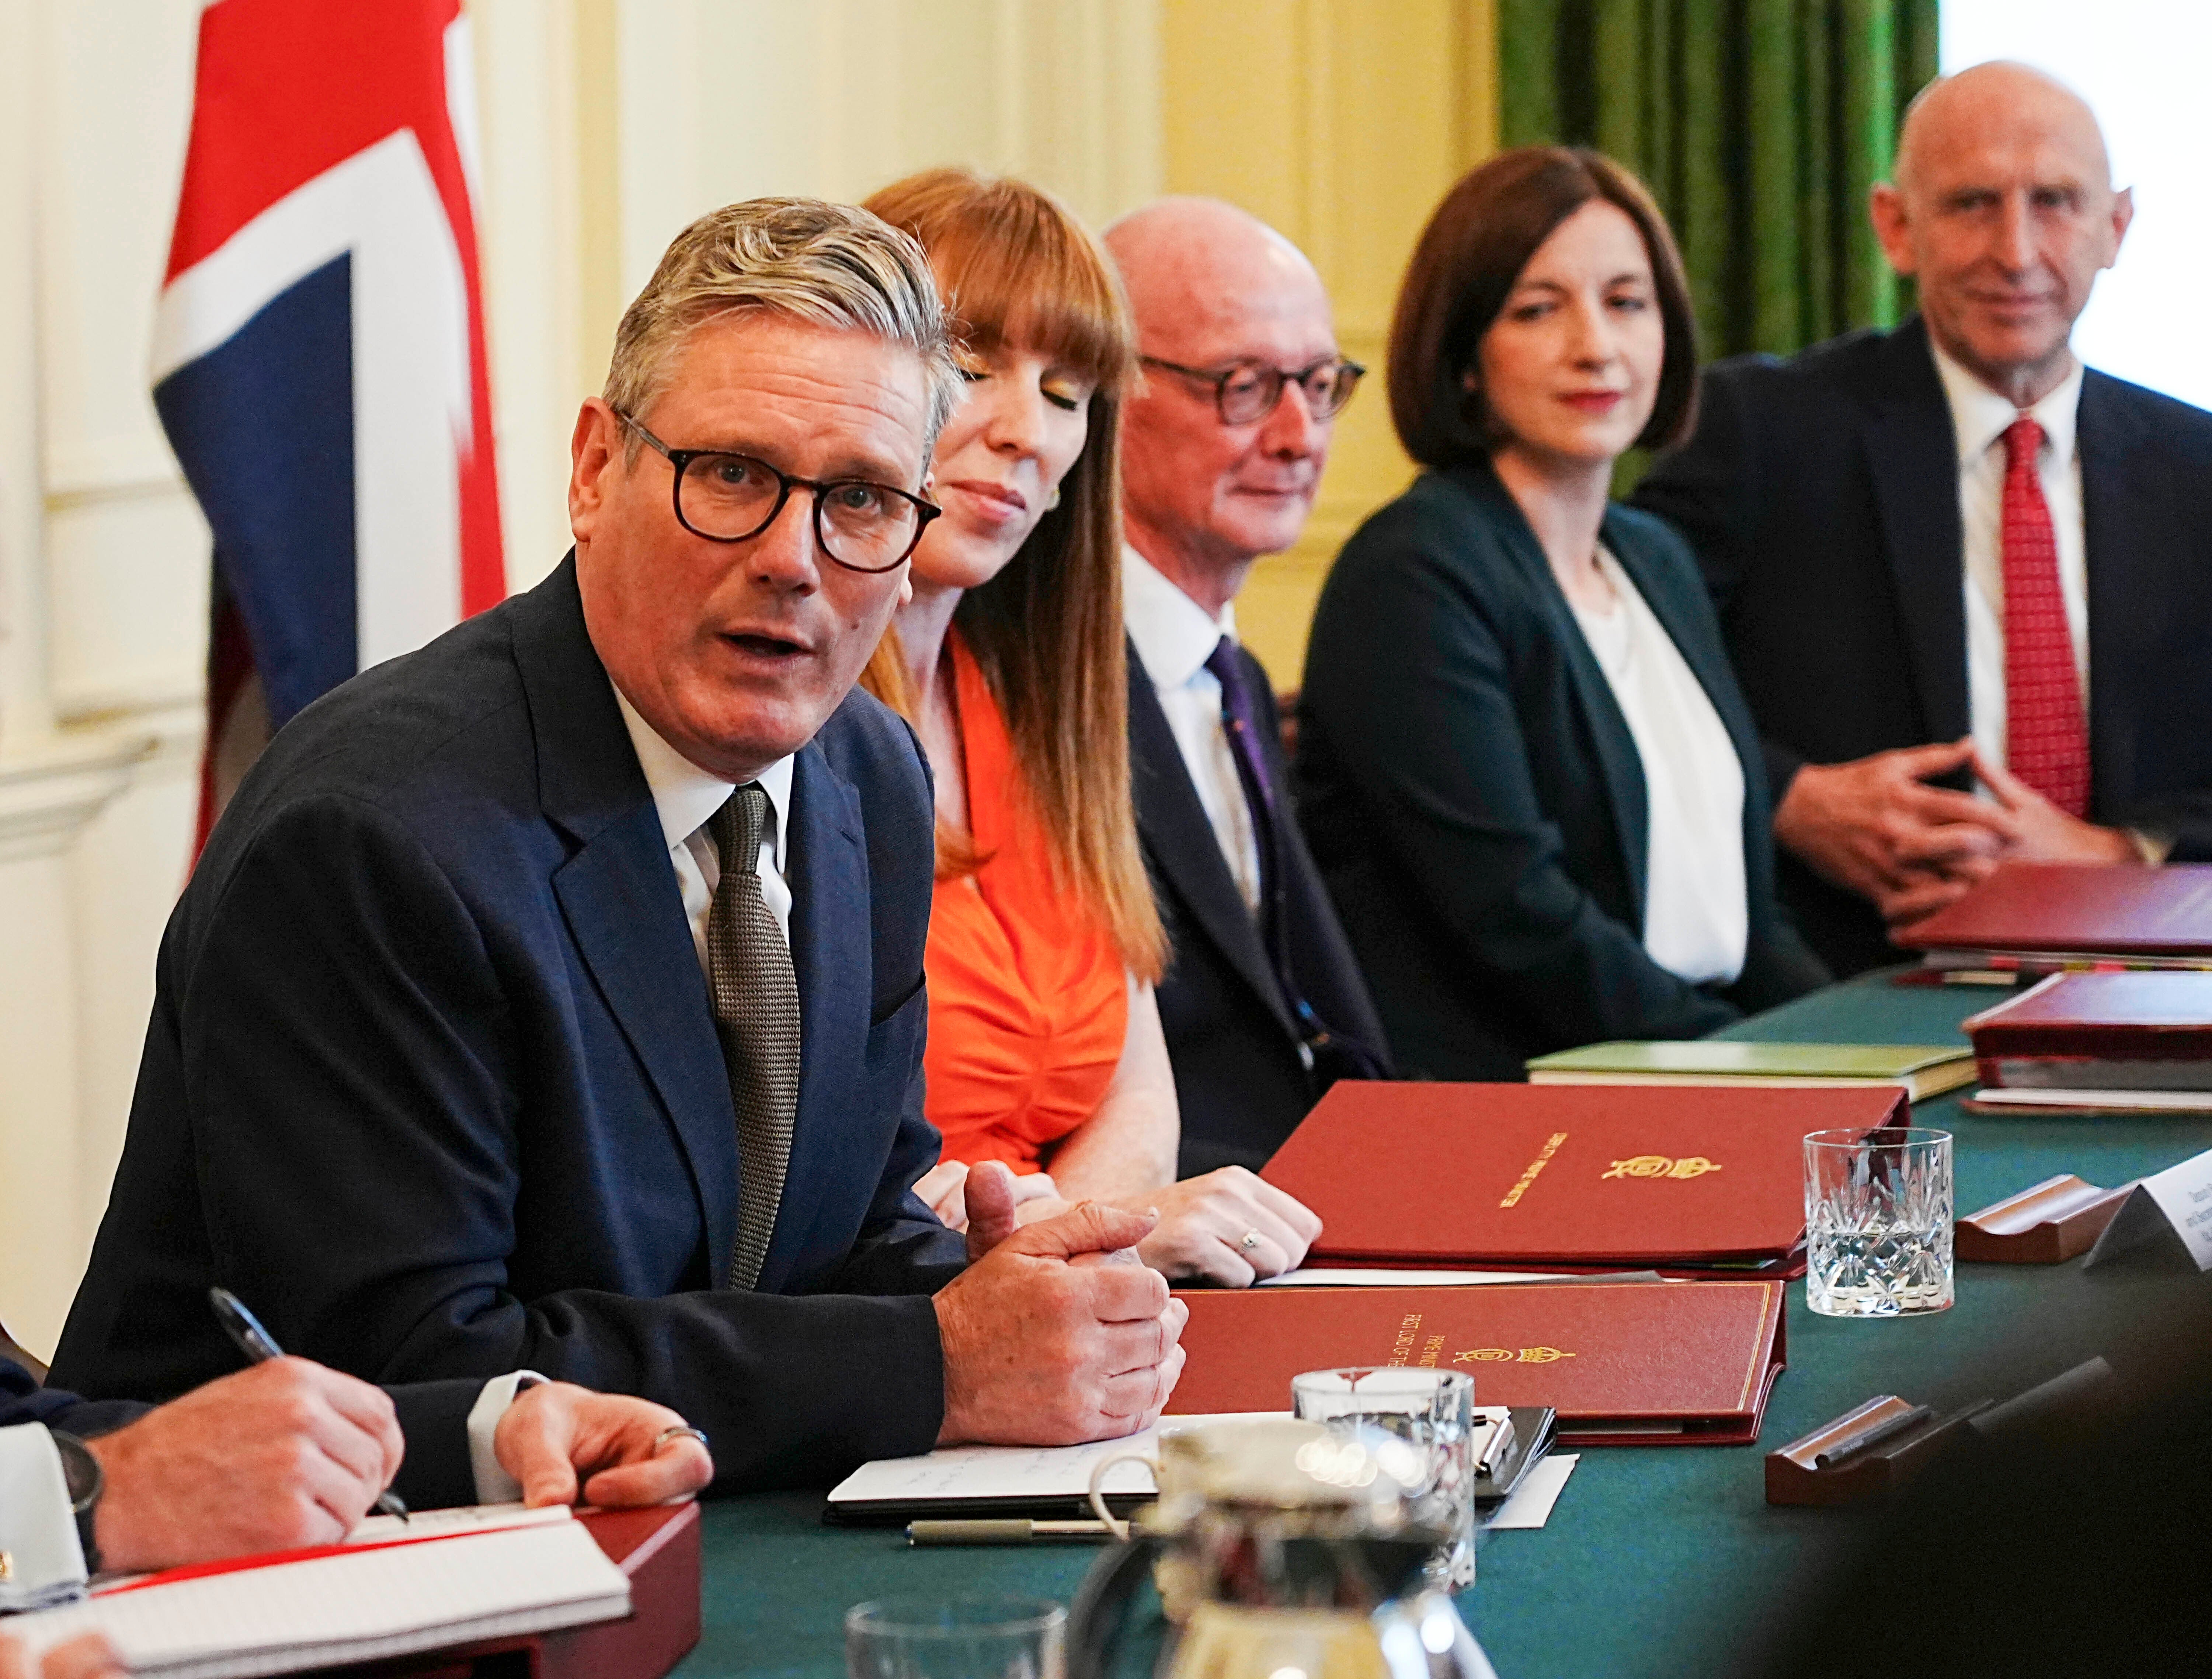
[0,734,157,864]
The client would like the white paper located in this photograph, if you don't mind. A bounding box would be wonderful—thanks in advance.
[827,1414,1292,1506]
[1483,1453,1579,1530]
[2140,1148,2212,1269]
[341,1501,571,1546]
[1258,1268,1576,1288]
[1971,1086,2212,1112]
[15,1515,629,1679]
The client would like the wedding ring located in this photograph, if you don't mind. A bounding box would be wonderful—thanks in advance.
[655,1424,710,1453]
[1239,1229,1262,1251]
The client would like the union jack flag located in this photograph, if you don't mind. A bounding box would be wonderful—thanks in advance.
[152,0,505,851]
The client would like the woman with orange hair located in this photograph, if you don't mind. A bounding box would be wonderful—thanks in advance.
[861,168,1319,1286]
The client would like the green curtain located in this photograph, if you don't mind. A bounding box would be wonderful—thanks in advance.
[1498,0,1939,362]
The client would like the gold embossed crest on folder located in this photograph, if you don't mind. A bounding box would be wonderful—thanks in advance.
[1602,1155,1722,1180]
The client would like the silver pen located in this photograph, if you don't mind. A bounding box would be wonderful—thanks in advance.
[906,1518,1114,1546]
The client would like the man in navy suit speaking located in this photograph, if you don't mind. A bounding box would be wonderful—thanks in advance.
[51,199,1185,1488]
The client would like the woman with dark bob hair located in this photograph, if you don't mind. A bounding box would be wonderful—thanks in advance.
[1294,147,1827,1080]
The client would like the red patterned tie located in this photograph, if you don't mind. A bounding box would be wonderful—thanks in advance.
[1999,416,2089,816]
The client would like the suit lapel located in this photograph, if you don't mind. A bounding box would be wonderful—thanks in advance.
[1863,319,1970,742]
[515,558,736,1281]
[2079,371,2154,815]
[1126,642,1295,1037]
[755,742,867,1292]
[1605,522,1766,807]
[1458,468,1649,918]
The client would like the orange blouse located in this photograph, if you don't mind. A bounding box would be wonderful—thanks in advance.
[923,633,1128,1174]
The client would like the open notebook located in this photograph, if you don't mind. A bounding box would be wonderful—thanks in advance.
[8,1507,630,1679]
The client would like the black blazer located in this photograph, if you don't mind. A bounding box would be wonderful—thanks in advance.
[1295,461,1827,1081]
[1,1357,494,1512]
[50,557,967,1493]
[1634,316,2212,974]
[1128,640,1393,1176]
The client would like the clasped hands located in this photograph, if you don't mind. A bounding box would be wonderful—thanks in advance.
[931,1161,1197,1448]
[919,1158,1319,1286]
[1775,737,2141,933]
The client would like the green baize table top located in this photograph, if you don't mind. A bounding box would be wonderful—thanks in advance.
[676,973,2212,1679]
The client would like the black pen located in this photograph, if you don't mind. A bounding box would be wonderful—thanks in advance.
[209,1287,408,1523]
[1813,1403,1935,1471]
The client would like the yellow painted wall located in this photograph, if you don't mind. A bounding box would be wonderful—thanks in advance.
[1158,0,1498,685]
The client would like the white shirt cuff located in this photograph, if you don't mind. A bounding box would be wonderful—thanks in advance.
[0,1425,88,1610]
[465,1372,549,1505]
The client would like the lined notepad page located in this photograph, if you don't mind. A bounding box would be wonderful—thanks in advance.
[17,1519,629,1679]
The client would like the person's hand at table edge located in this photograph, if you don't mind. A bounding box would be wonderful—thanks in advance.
[0,1631,126,1679]
[85,1357,403,1573]
[935,1196,1186,1445]
[494,1381,714,1508]
[1123,1167,1322,1286]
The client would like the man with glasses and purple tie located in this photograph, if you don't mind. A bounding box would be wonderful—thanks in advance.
[51,199,1186,1491]
[1104,199,1395,1178]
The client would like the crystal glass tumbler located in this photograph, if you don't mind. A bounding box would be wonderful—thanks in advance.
[845,1597,1065,1679]
[1291,1365,1477,1591]
[1804,1126,1954,1317]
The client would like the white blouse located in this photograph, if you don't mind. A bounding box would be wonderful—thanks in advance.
[1566,548,1747,986]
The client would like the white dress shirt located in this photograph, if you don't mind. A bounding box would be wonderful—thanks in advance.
[1930,343,2090,775]
[1567,549,1749,986]
[1123,546,1264,912]
[613,683,794,969]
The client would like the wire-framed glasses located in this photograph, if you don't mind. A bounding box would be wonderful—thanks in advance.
[1139,355,1366,425]
[615,411,940,574]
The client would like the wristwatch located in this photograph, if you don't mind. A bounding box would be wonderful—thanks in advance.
[48,1431,103,1576]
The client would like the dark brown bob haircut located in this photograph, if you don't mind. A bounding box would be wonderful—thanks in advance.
[1388,146,1698,468]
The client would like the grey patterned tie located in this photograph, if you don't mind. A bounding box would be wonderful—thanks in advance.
[706,783,801,1291]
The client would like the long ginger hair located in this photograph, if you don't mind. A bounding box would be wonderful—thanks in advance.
[859,167,1164,982]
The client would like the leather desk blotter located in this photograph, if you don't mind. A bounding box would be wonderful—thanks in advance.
[1165,1282,1787,1446]
[340,1504,702,1679]
[1896,862,2212,961]
[1262,1081,1905,1276]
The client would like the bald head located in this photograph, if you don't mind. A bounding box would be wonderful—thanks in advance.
[1894,62,2112,198]
[1105,197,1328,345]
[1104,199,1345,613]
[1872,60,2130,405]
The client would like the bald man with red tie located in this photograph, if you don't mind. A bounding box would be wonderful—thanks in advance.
[1634,63,2212,976]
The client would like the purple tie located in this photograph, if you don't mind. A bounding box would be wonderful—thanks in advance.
[1204,636,1280,915]
[1203,637,1386,1084]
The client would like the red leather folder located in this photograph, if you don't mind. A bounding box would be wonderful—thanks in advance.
[1964,972,2212,1064]
[338,1505,701,1679]
[1895,862,2212,959]
[1260,1081,1904,1274]
[1166,1281,1787,1445]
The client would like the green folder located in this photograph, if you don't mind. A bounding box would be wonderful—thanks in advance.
[1525,1041,1975,1102]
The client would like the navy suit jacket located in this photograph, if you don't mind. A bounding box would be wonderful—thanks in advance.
[1295,461,1827,1081]
[50,557,966,1491]
[1633,316,2212,974]
[1128,640,1393,1177]
[1,1357,493,1511]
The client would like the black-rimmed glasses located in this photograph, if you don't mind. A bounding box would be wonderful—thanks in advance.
[615,411,940,574]
[1139,355,1366,425]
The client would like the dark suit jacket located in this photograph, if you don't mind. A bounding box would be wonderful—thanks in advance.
[1294,461,1827,1081]
[2,1357,494,1511]
[1128,640,1393,1176]
[50,557,966,1493]
[1633,315,2212,975]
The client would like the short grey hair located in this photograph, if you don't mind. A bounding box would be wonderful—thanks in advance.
[603,196,962,466]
